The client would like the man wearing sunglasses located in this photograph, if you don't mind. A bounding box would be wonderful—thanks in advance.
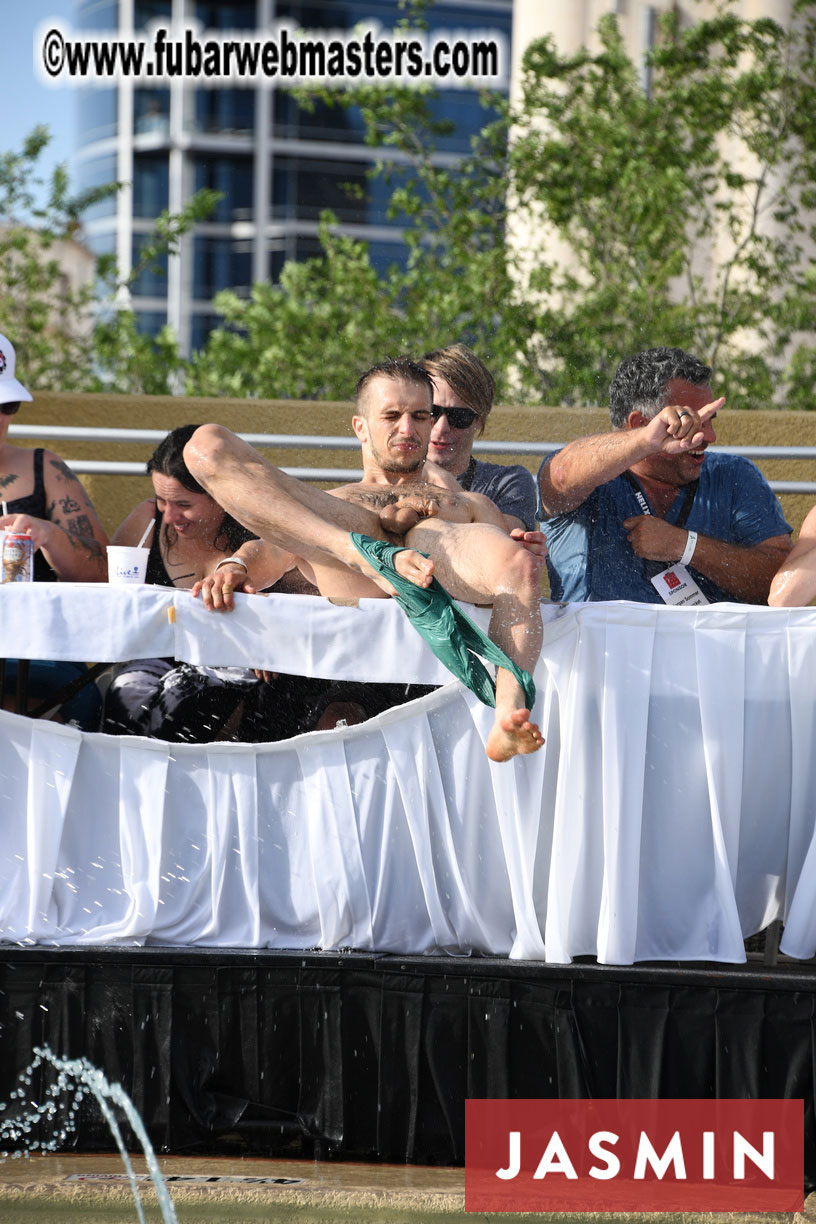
[420,345,537,534]
[185,357,547,763]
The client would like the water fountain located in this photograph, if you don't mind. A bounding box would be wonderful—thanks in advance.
[0,1045,177,1223]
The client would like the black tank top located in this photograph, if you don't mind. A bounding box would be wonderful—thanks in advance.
[145,506,174,587]
[142,502,256,587]
[4,449,55,582]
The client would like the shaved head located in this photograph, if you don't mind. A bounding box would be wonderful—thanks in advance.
[354,357,433,417]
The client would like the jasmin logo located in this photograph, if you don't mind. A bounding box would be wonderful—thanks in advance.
[465,1099,803,1212]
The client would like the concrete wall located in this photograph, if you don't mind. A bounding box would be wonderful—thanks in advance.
[19,392,816,541]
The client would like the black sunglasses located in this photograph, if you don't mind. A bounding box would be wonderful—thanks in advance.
[431,403,479,430]
[0,402,20,417]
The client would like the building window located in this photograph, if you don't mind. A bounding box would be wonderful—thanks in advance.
[78,90,118,144]
[192,89,255,135]
[193,237,252,299]
[76,1,119,30]
[192,2,257,29]
[193,156,253,222]
[268,234,326,283]
[134,90,170,136]
[133,310,168,336]
[134,0,172,30]
[272,156,369,224]
[84,232,116,259]
[131,234,169,296]
[273,93,368,144]
[133,155,169,217]
[368,238,411,273]
[190,313,222,351]
[75,155,118,222]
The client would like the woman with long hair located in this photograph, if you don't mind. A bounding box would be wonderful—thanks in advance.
[103,424,272,741]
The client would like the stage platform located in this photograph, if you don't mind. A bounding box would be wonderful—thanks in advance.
[1,945,815,1185]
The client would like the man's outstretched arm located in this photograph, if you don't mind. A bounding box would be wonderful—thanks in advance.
[539,400,723,516]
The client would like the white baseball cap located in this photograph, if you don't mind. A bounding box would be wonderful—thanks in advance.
[0,334,33,405]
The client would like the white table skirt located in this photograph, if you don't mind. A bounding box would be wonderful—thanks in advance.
[2,585,816,963]
[0,581,498,682]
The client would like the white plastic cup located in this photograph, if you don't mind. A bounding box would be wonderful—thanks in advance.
[107,545,149,585]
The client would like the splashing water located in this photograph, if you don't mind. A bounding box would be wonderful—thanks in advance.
[0,1046,177,1223]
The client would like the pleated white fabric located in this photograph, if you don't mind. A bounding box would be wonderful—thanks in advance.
[3,589,816,963]
[0,582,491,681]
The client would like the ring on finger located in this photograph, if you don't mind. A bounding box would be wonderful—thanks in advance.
[677,410,689,418]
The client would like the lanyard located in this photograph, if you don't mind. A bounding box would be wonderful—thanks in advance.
[622,472,699,581]
[459,456,477,492]
[622,472,699,528]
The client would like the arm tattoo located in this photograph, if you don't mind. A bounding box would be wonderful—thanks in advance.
[66,514,94,538]
[49,457,81,484]
[66,530,105,569]
[0,473,19,491]
[58,495,83,514]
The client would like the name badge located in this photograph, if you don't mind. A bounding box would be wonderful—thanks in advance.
[650,564,709,606]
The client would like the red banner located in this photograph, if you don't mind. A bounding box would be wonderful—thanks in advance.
[465,1098,803,1212]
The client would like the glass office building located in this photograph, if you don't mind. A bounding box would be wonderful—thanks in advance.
[75,0,512,353]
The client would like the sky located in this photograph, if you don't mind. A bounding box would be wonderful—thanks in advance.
[8,3,79,199]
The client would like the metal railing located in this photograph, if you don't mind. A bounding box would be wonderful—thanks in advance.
[8,424,816,493]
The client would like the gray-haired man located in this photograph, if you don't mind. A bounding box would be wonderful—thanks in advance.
[538,346,791,605]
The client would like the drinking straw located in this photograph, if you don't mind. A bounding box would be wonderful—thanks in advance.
[1,501,7,517]
[136,518,155,548]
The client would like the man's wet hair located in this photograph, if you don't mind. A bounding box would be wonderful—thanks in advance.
[354,357,433,414]
[419,343,495,435]
[609,347,713,429]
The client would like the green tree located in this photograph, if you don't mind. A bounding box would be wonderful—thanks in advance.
[88,192,220,395]
[9,0,816,409]
[0,127,216,395]
[190,0,816,409]
[511,1,816,405]
[0,126,115,390]
[186,83,526,400]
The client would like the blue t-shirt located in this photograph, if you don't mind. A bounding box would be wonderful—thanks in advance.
[461,459,538,531]
[538,451,791,603]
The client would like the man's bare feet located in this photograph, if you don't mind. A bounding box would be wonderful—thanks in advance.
[486,708,545,762]
[394,548,434,588]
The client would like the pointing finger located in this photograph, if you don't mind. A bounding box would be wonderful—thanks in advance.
[699,397,725,421]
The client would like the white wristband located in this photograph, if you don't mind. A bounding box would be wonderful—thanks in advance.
[214,556,249,574]
[680,531,698,567]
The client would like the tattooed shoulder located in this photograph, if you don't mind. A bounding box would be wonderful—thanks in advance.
[49,457,80,483]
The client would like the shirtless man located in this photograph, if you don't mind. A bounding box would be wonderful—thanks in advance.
[183,357,545,762]
[769,504,816,606]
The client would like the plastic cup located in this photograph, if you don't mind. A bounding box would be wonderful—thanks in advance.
[107,545,149,585]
